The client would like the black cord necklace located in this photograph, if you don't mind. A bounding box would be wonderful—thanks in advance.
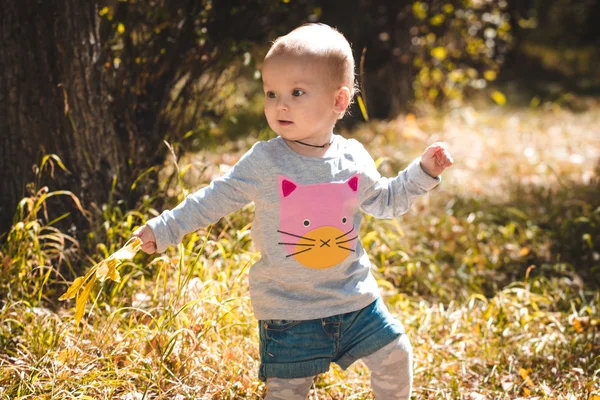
[293,136,334,148]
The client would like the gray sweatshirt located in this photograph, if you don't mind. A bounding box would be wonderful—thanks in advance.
[147,135,440,320]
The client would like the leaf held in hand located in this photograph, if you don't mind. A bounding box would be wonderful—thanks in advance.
[58,276,85,301]
[60,237,142,323]
[96,258,120,282]
[112,237,142,260]
[75,277,96,324]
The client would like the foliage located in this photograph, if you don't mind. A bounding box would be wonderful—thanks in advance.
[409,0,512,106]
[98,0,313,165]
[58,237,142,324]
[0,156,84,306]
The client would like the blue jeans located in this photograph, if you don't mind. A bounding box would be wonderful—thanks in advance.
[258,296,405,382]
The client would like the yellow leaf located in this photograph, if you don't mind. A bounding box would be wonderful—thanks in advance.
[117,23,125,33]
[75,277,95,324]
[519,368,534,387]
[522,387,530,395]
[112,237,142,260]
[96,238,140,282]
[97,258,120,282]
[99,6,110,16]
[357,95,369,121]
[109,266,121,283]
[484,70,497,81]
[573,318,585,333]
[430,14,445,26]
[412,2,427,19]
[58,276,85,301]
[95,260,109,282]
[491,91,506,105]
[63,237,142,322]
[520,247,530,256]
[431,47,447,60]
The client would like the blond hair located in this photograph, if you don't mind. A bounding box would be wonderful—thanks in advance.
[266,23,358,106]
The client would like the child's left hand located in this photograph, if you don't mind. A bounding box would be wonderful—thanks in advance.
[419,142,454,178]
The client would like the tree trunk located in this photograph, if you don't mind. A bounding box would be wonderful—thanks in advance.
[0,1,125,235]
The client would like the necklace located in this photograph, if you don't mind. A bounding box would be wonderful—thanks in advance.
[293,137,334,148]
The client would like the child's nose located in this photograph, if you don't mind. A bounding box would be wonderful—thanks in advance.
[276,98,289,111]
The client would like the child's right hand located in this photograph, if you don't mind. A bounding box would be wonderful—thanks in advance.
[132,225,158,254]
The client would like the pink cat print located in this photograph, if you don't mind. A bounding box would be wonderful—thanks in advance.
[277,174,360,269]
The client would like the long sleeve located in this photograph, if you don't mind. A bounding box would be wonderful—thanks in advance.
[359,145,441,219]
[147,142,264,252]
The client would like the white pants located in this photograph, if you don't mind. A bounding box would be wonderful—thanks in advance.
[265,334,413,400]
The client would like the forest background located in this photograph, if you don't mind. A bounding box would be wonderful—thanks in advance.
[1,0,599,398]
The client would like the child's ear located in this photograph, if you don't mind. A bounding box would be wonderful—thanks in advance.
[333,86,351,114]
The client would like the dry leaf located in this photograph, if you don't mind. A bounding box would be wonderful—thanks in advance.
[75,277,96,324]
[97,258,120,282]
[60,237,142,324]
[112,237,142,260]
[58,276,85,301]
[519,367,534,387]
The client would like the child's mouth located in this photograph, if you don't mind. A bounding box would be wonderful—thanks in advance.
[278,120,293,126]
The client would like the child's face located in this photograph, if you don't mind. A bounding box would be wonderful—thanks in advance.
[262,54,340,141]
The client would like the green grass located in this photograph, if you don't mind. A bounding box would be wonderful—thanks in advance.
[1,99,599,399]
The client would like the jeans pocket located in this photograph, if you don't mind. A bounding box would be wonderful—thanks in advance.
[262,319,304,331]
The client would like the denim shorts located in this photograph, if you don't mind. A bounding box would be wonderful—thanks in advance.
[257,296,405,382]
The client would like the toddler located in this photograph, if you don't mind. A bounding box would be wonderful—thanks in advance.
[134,23,453,400]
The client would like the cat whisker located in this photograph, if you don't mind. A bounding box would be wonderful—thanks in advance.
[277,230,316,242]
[286,248,313,257]
[335,226,354,240]
[336,235,358,245]
[337,245,355,252]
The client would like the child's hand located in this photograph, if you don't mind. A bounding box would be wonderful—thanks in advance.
[419,142,454,178]
[132,225,158,254]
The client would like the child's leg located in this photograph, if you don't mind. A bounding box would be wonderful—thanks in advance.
[265,376,314,400]
[360,334,413,400]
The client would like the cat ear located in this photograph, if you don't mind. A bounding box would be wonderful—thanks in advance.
[278,175,297,198]
[347,174,359,192]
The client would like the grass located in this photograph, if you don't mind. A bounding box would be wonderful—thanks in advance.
[1,98,599,399]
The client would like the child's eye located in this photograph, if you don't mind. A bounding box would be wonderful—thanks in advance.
[303,219,310,227]
[342,217,347,224]
[292,89,305,97]
[266,91,276,99]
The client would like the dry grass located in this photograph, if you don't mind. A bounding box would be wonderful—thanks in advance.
[1,99,599,399]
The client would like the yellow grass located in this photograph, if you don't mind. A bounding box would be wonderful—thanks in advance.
[1,99,599,399]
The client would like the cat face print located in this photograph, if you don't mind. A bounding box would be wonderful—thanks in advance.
[277,174,359,269]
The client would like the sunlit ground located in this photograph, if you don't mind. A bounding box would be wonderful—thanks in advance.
[1,99,599,399]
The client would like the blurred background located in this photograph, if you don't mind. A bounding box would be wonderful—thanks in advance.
[0,0,599,398]
[1,0,599,233]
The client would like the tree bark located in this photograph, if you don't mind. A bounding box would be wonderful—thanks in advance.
[0,1,124,234]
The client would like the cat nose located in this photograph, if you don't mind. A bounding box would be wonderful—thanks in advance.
[320,239,331,248]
